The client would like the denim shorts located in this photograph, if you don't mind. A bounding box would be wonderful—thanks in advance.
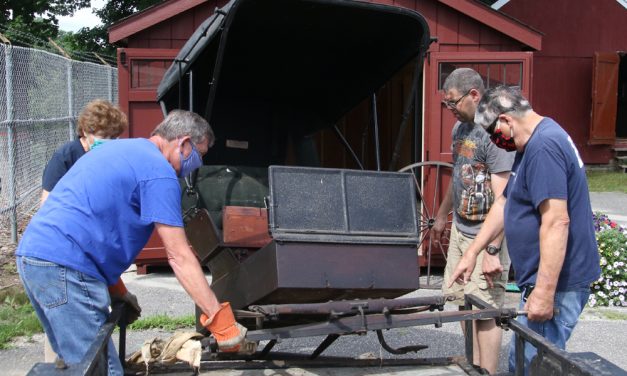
[508,287,590,375]
[16,256,123,376]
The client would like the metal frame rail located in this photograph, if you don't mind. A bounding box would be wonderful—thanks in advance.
[464,295,625,376]
[25,296,625,375]
[26,303,128,376]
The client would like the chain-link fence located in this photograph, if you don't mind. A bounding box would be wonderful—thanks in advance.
[0,44,118,242]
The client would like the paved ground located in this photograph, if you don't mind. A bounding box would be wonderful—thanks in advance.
[590,192,627,227]
[2,268,626,376]
[2,193,626,375]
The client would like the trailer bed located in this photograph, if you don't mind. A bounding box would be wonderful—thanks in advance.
[132,357,482,375]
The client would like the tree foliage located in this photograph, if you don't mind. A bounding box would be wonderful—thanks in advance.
[0,0,90,41]
[71,0,162,56]
[0,0,162,62]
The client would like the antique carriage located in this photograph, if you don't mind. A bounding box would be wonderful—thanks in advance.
[26,0,621,374]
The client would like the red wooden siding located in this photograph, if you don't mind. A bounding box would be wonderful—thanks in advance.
[127,2,223,48]
[310,0,533,170]
[314,62,417,171]
[501,0,627,163]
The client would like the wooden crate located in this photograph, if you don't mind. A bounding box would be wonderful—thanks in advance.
[222,206,272,248]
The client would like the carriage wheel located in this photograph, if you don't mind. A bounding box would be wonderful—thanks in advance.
[399,161,453,289]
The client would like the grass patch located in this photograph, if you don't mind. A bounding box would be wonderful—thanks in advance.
[0,290,43,349]
[586,170,627,193]
[598,310,627,321]
[128,314,195,331]
[585,307,627,321]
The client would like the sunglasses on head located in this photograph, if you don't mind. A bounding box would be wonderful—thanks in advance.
[484,110,513,135]
[485,118,499,135]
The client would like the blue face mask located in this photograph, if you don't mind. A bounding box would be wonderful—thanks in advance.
[178,140,203,178]
[89,138,110,150]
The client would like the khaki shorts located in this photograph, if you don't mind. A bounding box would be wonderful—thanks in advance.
[442,225,511,307]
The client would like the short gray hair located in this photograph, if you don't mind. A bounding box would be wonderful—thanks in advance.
[151,110,215,147]
[474,85,532,129]
[442,68,485,95]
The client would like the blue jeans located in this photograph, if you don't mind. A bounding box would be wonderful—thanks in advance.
[508,287,590,375]
[17,256,123,376]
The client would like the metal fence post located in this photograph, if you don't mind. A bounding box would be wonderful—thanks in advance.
[4,45,18,243]
[108,67,113,103]
[67,59,74,141]
[0,48,119,230]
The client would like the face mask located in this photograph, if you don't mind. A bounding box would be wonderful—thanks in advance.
[490,122,517,151]
[178,140,203,177]
[89,138,110,150]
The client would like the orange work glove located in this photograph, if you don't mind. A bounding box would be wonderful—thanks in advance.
[108,278,142,324]
[199,302,247,352]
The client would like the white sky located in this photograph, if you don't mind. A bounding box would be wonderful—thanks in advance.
[58,0,107,32]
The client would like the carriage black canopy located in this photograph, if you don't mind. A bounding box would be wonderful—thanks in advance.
[157,0,430,166]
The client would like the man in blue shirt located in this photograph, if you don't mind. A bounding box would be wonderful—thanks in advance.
[449,86,600,375]
[40,99,129,363]
[17,110,248,375]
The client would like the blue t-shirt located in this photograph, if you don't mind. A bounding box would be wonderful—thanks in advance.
[42,139,86,191]
[503,118,600,290]
[17,138,184,285]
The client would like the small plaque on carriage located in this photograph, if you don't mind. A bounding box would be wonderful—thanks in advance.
[226,139,249,149]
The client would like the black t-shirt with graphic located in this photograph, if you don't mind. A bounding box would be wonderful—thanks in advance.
[451,121,515,236]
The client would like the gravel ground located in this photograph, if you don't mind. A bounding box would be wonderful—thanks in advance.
[1,193,626,375]
[1,269,626,376]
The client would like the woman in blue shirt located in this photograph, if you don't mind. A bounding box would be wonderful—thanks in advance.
[41,99,128,202]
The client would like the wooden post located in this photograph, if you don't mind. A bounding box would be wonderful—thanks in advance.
[47,37,71,59]
[93,52,111,66]
[0,32,11,45]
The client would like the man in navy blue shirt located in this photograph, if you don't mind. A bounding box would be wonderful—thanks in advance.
[449,86,600,374]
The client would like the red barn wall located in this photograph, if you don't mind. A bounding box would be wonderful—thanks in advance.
[502,0,627,163]
[366,0,527,53]
[127,1,224,49]
[316,0,529,170]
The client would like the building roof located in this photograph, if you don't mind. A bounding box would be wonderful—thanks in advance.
[109,0,542,50]
[109,0,209,44]
[438,0,542,50]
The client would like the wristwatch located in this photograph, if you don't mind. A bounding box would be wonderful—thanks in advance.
[486,244,501,255]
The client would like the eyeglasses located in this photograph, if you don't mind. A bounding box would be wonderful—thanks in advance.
[442,89,472,109]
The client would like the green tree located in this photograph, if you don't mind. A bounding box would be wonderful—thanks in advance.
[70,0,162,56]
[0,0,90,43]
[0,1,162,62]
